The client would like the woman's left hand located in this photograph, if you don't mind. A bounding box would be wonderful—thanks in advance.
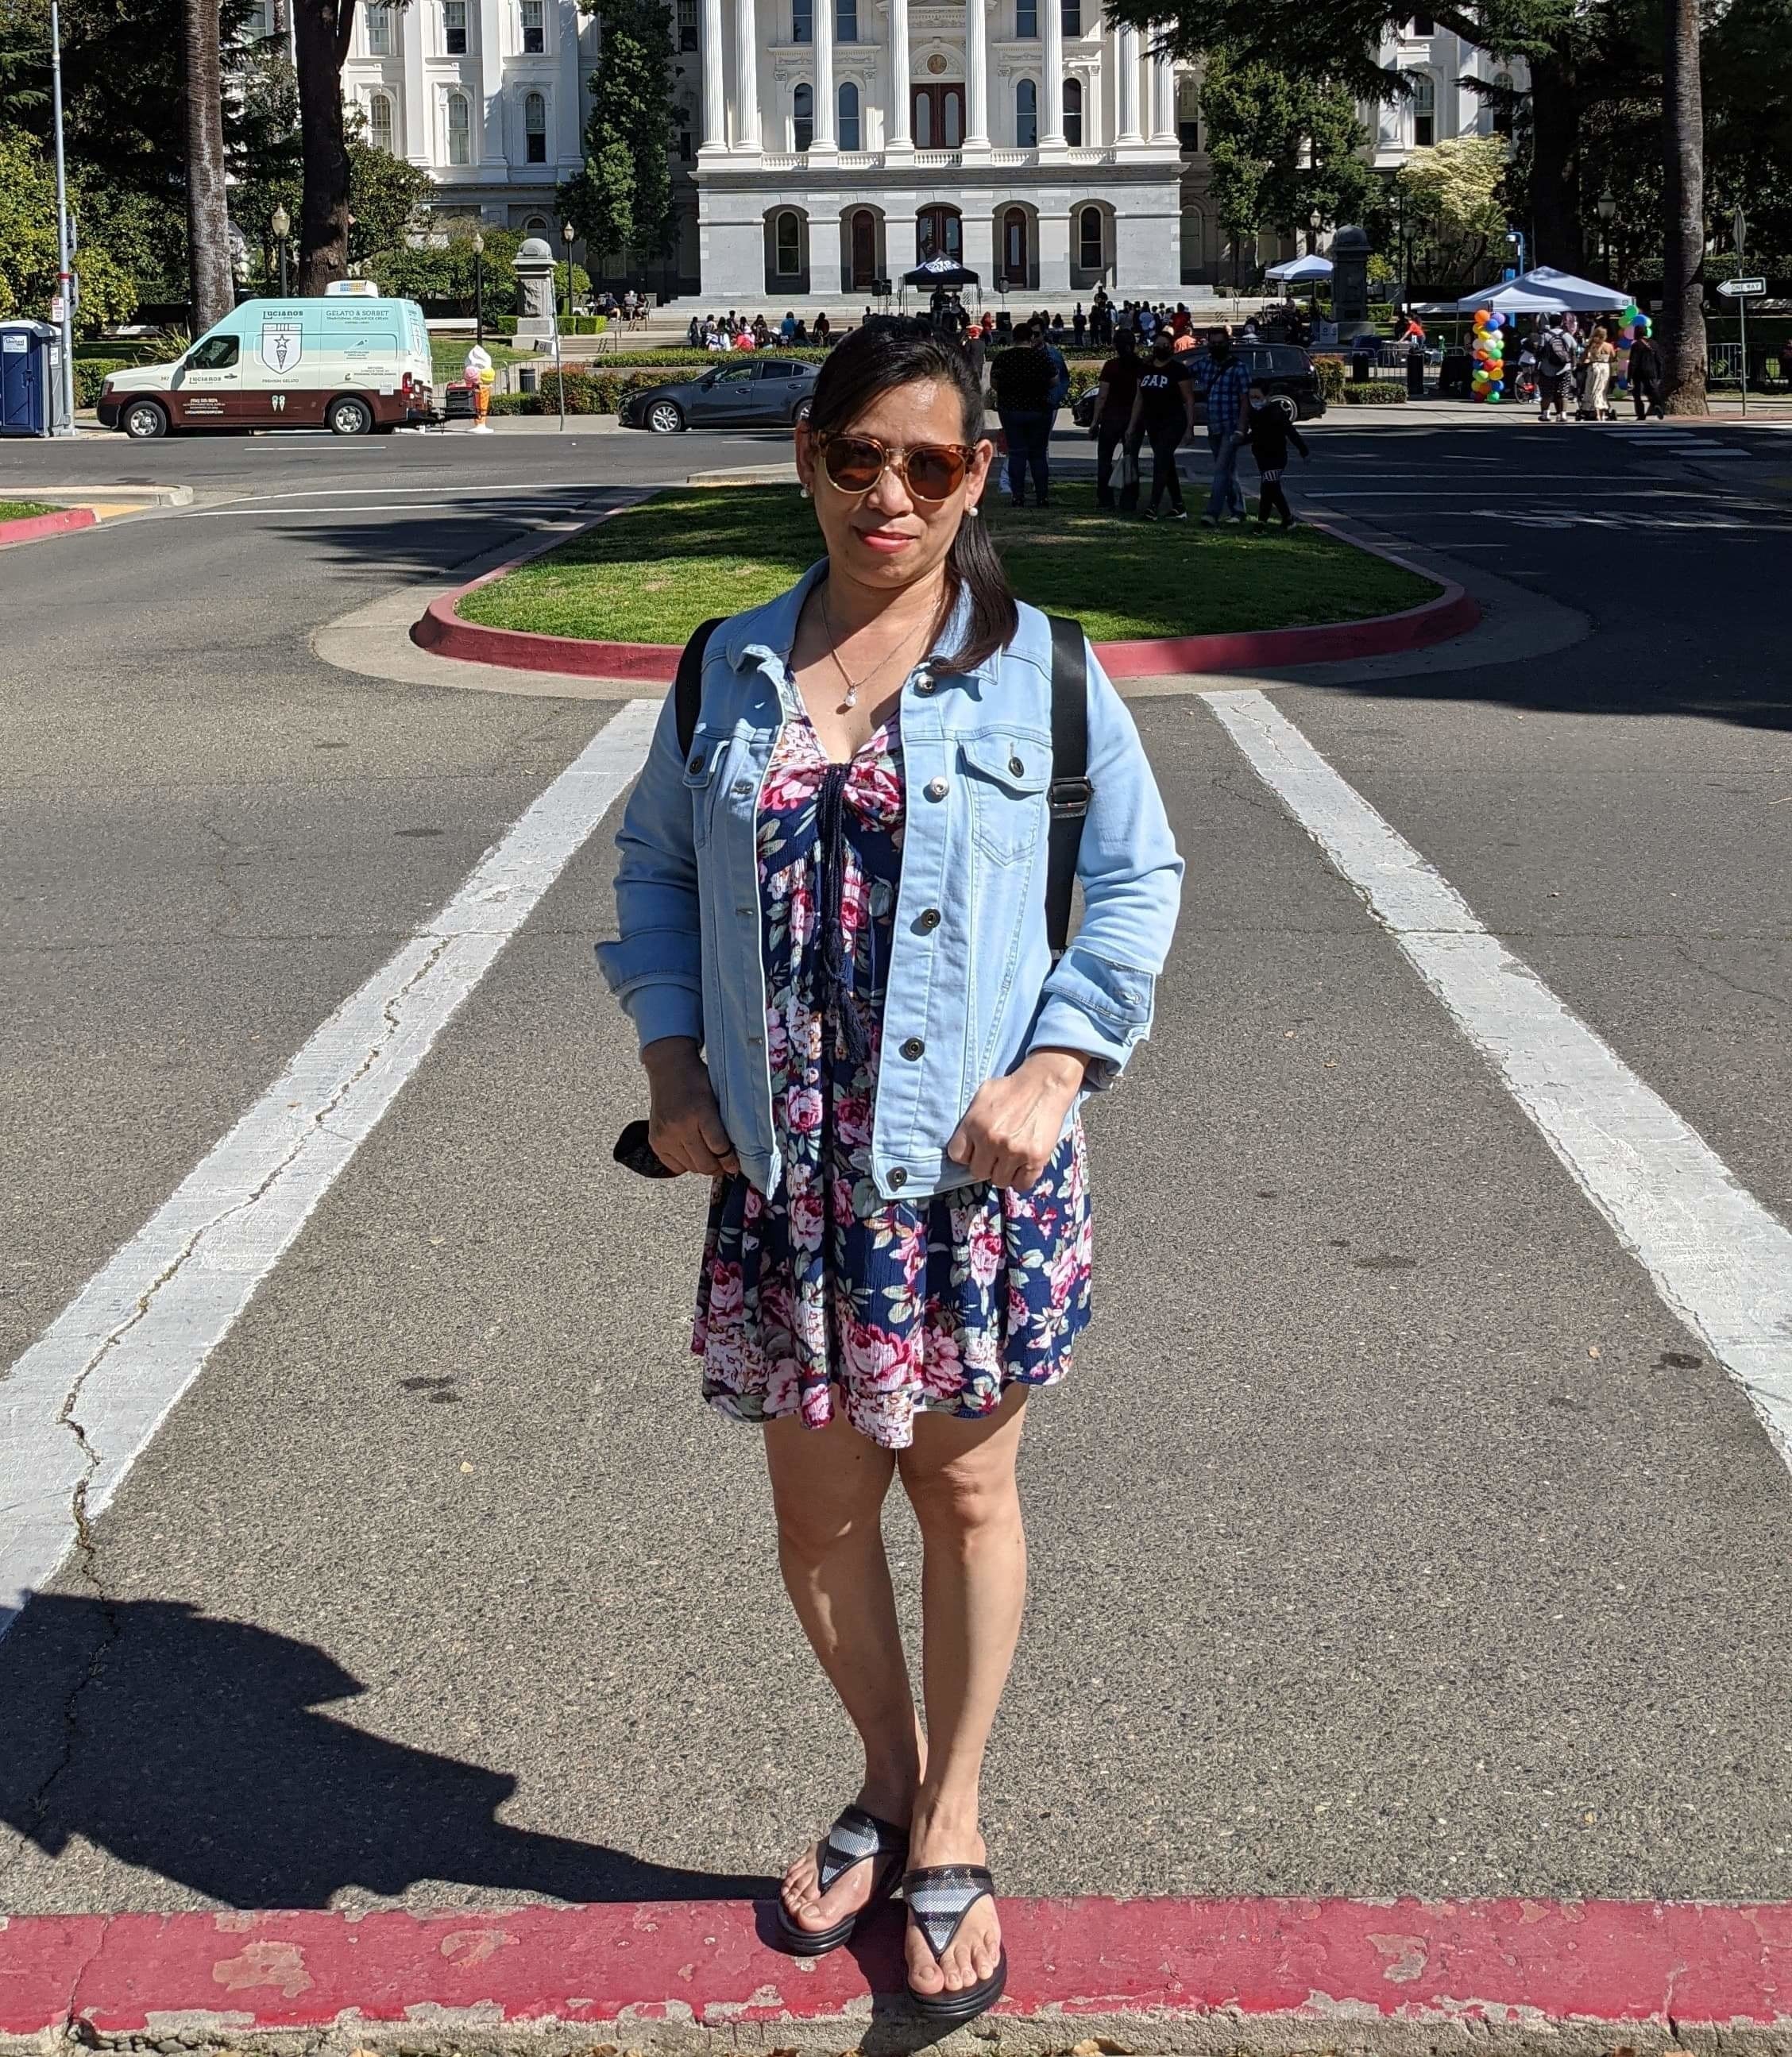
[946,1050,1089,1191]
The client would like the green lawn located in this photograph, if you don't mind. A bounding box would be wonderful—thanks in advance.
[430,337,531,379]
[458,483,1439,645]
[0,501,58,521]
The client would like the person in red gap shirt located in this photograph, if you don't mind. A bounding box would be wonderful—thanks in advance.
[1124,331,1197,520]
[1089,330,1143,512]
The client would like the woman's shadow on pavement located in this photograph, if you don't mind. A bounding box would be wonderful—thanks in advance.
[0,1595,775,1909]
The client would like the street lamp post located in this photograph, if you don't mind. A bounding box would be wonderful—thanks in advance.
[1733,205,1749,416]
[1597,189,1616,278]
[48,0,76,433]
[562,220,576,323]
[1307,207,1320,257]
[473,230,485,343]
[271,203,290,296]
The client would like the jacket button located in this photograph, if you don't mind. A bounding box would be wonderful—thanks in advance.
[887,1166,907,1189]
[925,777,948,801]
[687,753,705,775]
[901,1036,925,1060]
[1009,754,1025,776]
[732,779,752,797]
[914,673,936,696]
[917,907,941,931]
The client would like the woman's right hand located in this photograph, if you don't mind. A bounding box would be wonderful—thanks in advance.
[643,1037,740,1177]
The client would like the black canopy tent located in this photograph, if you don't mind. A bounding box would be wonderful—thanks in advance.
[902,254,981,290]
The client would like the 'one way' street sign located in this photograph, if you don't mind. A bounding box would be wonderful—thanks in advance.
[1717,277,1767,297]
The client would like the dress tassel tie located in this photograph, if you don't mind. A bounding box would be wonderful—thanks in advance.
[816,762,872,1066]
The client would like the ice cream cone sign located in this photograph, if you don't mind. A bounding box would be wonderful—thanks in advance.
[464,342,495,430]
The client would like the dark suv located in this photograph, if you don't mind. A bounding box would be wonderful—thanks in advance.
[1073,342,1326,426]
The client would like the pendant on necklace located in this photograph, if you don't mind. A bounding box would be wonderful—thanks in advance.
[843,682,859,710]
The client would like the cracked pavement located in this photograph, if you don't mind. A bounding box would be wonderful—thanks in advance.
[2,418,1792,1915]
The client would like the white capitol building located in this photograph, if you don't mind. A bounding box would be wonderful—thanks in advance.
[337,0,1522,304]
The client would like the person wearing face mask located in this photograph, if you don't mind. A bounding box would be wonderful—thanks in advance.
[1124,331,1195,520]
[1242,384,1310,529]
[1195,327,1252,524]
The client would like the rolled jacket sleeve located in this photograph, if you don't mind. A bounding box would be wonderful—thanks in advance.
[1026,643,1183,1086]
[593,686,705,1050]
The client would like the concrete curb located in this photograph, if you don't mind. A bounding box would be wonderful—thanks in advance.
[4,1897,1792,2056]
[0,506,97,547]
[411,517,1477,686]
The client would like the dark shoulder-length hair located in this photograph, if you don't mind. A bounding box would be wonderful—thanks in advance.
[805,320,1019,675]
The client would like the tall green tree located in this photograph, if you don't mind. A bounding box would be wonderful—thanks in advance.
[1659,0,1705,408]
[560,0,674,269]
[184,0,233,327]
[1394,132,1507,292]
[1110,0,1637,268]
[1199,48,1373,275]
[292,0,355,291]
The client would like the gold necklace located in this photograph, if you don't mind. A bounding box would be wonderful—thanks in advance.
[819,588,930,711]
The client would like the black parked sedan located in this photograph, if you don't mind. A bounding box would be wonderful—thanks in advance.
[618,357,820,433]
[1072,343,1327,427]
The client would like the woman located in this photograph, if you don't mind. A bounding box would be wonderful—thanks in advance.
[1581,324,1616,420]
[597,323,1180,2023]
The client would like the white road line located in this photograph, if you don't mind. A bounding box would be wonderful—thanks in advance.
[1203,688,1792,1475]
[0,698,660,1640]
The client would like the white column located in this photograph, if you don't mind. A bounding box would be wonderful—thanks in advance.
[1149,44,1175,141]
[736,0,760,147]
[813,0,836,150]
[1116,21,1141,142]
[701,0,726,149]
[401,2,427,161]
[887,0,911,149]
[1041,0,1064,146]
[964,0,988,149]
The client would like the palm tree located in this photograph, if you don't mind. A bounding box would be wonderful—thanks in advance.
[293,0,354,292]
[1661,0,1708,413]
[185,0,234,330]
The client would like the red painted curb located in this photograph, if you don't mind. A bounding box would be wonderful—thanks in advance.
[411,520,1477,686]
[4,1897,1792,2043]
[0,506,97,547]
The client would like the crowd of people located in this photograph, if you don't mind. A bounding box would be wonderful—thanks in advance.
[686,309,839,351]
[1517,313,1662,422]
[987,319,1307,529]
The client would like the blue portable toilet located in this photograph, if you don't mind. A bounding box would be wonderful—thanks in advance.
[0,321,68,436]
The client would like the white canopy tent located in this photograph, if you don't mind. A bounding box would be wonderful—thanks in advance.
[1265,253,1334,284]
[1447,265,1629,314]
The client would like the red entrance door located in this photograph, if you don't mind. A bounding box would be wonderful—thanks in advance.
[850,210,876,288]
[911,84,964,148]
[916,205,962,262]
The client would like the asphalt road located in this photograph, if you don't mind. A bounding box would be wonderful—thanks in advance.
[2,411,1790,1917]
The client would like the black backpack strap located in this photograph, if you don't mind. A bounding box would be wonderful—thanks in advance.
[674,617,724,760]
[1044,613,1091,961]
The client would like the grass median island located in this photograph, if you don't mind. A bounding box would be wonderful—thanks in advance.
[456,483,1440,647]
[0,501,59,522]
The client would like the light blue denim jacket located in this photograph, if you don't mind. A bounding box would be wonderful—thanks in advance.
[596,564,1183,1201]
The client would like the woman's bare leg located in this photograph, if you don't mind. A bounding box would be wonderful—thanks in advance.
[894,1386,1030,1996]
[764,1405,926,1935]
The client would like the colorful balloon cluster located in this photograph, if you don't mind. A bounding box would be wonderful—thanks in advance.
[1470,306,1504,401]
[1621,302,1652,340]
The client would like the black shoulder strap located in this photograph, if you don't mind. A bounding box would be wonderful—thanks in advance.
[1044,613,1091,961]
[674,617,724,760]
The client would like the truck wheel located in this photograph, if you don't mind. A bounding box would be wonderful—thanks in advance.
[122,398,168,439]
[328,395,374,436]
[647,400,685,435]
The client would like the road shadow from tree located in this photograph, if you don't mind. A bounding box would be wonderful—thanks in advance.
[0,1594,775,1908]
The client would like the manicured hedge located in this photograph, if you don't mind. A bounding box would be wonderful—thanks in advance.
[1311,354,1347,400]
[1337,384,1406,405]
[75,358,129,407]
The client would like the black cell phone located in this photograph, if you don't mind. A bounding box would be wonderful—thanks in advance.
[612,1119,676,1179]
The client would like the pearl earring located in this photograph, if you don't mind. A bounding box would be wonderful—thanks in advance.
[967,504,980,518]
[800,483,812,499]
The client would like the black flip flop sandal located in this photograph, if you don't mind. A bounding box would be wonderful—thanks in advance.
[902,1864,1009,2022]
[774,1804,909,1957]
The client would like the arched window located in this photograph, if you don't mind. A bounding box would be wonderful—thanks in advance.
[1492,68,1515,137]
[446,89,471,163]
[1411,71,1435,145]
[793,83,813,150]
[1176,69,1197,147]
[524,214,550,239]
[1079,203,1103,271]
[369,90,395,153]
[1014,77,1037,147]
[1063,75,1082,145]
[523,89,547,162]
[774,209,802,275]
[1003,206,1028,283]
[837,79,860,149]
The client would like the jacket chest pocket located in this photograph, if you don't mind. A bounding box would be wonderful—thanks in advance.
[683,725,728,847]
[960,733,1050,866]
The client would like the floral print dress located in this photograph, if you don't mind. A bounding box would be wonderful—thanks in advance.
[693,696,1093,1451]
